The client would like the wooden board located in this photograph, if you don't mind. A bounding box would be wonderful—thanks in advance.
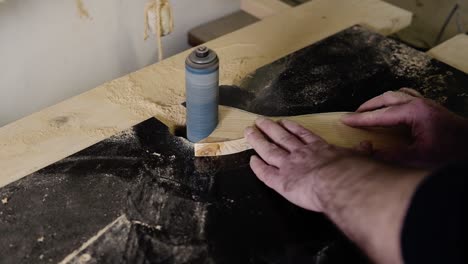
[428,34,468,74]
[0,0,413,188]
[241,0,291,19]
[195,106,410,157]
[241,0,312,19]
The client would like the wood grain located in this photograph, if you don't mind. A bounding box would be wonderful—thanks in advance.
[241,0,291,19]
[0,0,412,188]
[194,106,410,157]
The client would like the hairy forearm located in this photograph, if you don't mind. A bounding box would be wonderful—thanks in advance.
[314,157,428,264]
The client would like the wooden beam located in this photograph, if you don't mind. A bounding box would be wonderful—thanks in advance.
[194,106,410,157]
[241,0,291,19]
[0,0,412,188]
[428,34,468,74]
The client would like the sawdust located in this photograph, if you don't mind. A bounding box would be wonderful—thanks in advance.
[299,83,331,106]
[377,38,452,105]
[214,43,269,86]
[379,39,433,79]
[105,127,136,143]
[75,0,90,20]
[78,254,91,263]
[104,73,186,129]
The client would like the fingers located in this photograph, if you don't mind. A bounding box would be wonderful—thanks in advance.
[342,104,412,127]
[278,119,325,145]
[250,155,279,187]
[254,118,304,151]
[356,91,416,113]
[245,126,288,167]
[399,88,423,98]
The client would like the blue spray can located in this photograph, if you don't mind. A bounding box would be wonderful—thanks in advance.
[185,46,219,142]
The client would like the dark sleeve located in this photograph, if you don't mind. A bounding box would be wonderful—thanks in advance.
[401,163,468,264]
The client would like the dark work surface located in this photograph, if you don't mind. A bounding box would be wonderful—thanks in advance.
[0,26,467,263]
[220,26,468,117]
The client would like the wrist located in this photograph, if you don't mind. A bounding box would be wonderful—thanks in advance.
[311,155,379,215]
[313,154,429,264]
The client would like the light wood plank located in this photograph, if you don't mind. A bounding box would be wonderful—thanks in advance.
[195,106,410,157]
[241,0,291,19]
[428,34,468,74]
[0,0,412,188]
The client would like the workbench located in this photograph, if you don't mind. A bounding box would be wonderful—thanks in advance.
[1,0,467,263]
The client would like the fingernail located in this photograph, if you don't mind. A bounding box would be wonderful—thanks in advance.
[279,119,293,125]
[244,126,254,136]
[341,113,355,121]
[255,117,267,124]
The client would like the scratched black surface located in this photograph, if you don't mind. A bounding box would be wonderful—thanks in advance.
[0,26,467,263]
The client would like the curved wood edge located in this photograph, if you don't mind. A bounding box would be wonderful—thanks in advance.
[194,113,411,157]
[195,138,251,157]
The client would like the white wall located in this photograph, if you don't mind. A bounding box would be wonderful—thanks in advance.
[0,0,239,126]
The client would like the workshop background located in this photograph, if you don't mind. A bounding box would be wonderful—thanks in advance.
[0,0,466,127]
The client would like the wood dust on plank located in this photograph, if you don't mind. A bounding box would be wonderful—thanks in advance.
[104,72,186,130]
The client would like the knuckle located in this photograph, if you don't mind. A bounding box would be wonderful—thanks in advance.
[279,134,295,143]
[411,98,428,108]
[298,129,312,138]
[290,147,312,161]
[269,146,286,162]
[410,98,432,115]
[259,166,271,179]
[383,91,395,97]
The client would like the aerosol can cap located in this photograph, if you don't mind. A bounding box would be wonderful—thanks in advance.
[186,46,218,70]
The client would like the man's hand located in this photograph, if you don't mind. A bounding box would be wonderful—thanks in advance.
[245,116,428,264]
[244,118,353,212]
[342,88,468,167]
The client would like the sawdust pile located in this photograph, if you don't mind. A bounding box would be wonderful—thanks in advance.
[378,38,452,105]
[104,72,186,129]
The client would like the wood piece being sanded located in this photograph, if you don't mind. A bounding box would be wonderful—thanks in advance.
[194,106,411,157]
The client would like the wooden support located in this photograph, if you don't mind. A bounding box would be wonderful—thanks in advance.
[194,106,410,157]
[0,0,412,188]
[428,34,468,74]
[241,0,291,19]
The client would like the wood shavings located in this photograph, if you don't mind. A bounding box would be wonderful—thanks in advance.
[104,72,186,129]
[144,0,174,62]
[75,0,91,20]
[1,197,7,204]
